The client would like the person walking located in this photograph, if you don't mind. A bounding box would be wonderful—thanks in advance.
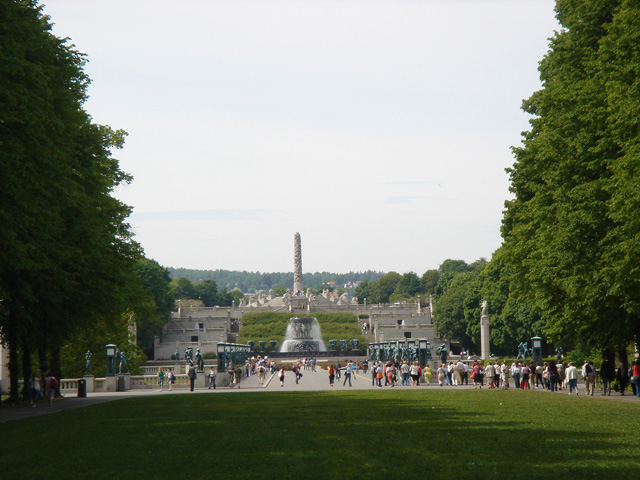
[158,367,165,391]
[328,365,335,386]
[279,367,286,387]
[423,364,432,386]
[631,361,640,398]
[410,362,420,386]
[371,361,378,386]
[456,359,465,386]
[166,368,175,391]
[257,364,266,386]
[437,364,446,386]
[600,357,615,396]
[512,361,521,389]
[548,362,559,392]
[472,362,483,388]
[582,360,596,396]
[376,363,384,387]
[485,362,495,389]
[44,372,57,407]
[187,364,197,392]
[566,362,579,395]
[401,361,410,386]
[343,361,353,387]
[521,364,531,390]
[500,363,510,390]
[334,361,342,380]
[227,363,235,388]
[234,364,242,388]
[208,367,217,389]
[385,362,395,387]
[29,373,40,407]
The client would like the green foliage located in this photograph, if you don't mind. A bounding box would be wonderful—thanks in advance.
[133,258,174,349]
[420,269,439,296]
[195,280,218,307]
[167,268,384,293]
[394,272,422,297]
[354,281,371,303]
[501,0,640,356]
[60,315,146,377]
[369,272,401,303]
[172,277,197,299]
[0,0,141,397]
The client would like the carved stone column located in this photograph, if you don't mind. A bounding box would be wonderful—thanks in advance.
[293,232,304,294]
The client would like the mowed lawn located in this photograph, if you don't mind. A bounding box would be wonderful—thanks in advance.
[2,389,639,479]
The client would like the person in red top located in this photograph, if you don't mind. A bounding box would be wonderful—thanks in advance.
[631,361,640,398]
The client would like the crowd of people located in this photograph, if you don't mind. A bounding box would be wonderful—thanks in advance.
[155,353,640,398]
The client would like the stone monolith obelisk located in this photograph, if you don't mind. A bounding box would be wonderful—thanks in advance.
[480,300,490,359]
[293,232,304,294]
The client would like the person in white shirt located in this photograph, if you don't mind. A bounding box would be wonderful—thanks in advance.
[566,362,579,395]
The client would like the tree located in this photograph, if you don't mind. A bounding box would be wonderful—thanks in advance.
[133,258,174,349]
[354,281,371,304]
[501,0,640,359]
[172,277,197,300]
[369,272,401,304]
[0,1,140,399]
[434,272,477,349]
[195,280,218,307]
[434,260,470,297]
[394,272,422,298]
[421,269,439,296]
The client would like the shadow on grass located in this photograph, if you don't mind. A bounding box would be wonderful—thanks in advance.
[1,390,638,479]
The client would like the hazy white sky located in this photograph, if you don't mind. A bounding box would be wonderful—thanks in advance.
[43,0,558,274]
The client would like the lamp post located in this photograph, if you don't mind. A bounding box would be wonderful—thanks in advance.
[217,342,226,372]
[419,338,427,367]
[531,337,543,365]
[105,344,116,377]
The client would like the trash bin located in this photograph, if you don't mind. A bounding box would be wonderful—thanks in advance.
[77,379,87,398]
[116,375,125,392]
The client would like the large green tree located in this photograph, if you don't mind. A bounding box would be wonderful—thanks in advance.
[0,1,140,399]
[502,0,640,360]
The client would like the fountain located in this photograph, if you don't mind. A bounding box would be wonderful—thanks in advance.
[279,317,327,353]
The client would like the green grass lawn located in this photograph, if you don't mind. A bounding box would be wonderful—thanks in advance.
[2,389,639,479]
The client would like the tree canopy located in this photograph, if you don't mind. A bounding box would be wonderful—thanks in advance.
[501,0,640,357]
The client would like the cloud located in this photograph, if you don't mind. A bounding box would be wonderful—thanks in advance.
[132,209,278,222]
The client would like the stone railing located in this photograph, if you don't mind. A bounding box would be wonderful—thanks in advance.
[130,374,190,388]
[60,378,79,391]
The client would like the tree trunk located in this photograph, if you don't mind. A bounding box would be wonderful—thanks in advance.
[21,343,32,400]
[38,347,48,378]
[50,346,62,397]
[7,329,20,402]
[618,344,628,373]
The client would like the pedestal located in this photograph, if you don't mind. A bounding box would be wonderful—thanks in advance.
[104,376,117,392]
[195,373,206,389]
[84,375,95,393]
[118,374,131,390]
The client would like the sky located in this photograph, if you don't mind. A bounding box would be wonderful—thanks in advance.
[43,0,559,275]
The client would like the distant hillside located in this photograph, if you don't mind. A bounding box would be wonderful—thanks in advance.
[167,268,384,293]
